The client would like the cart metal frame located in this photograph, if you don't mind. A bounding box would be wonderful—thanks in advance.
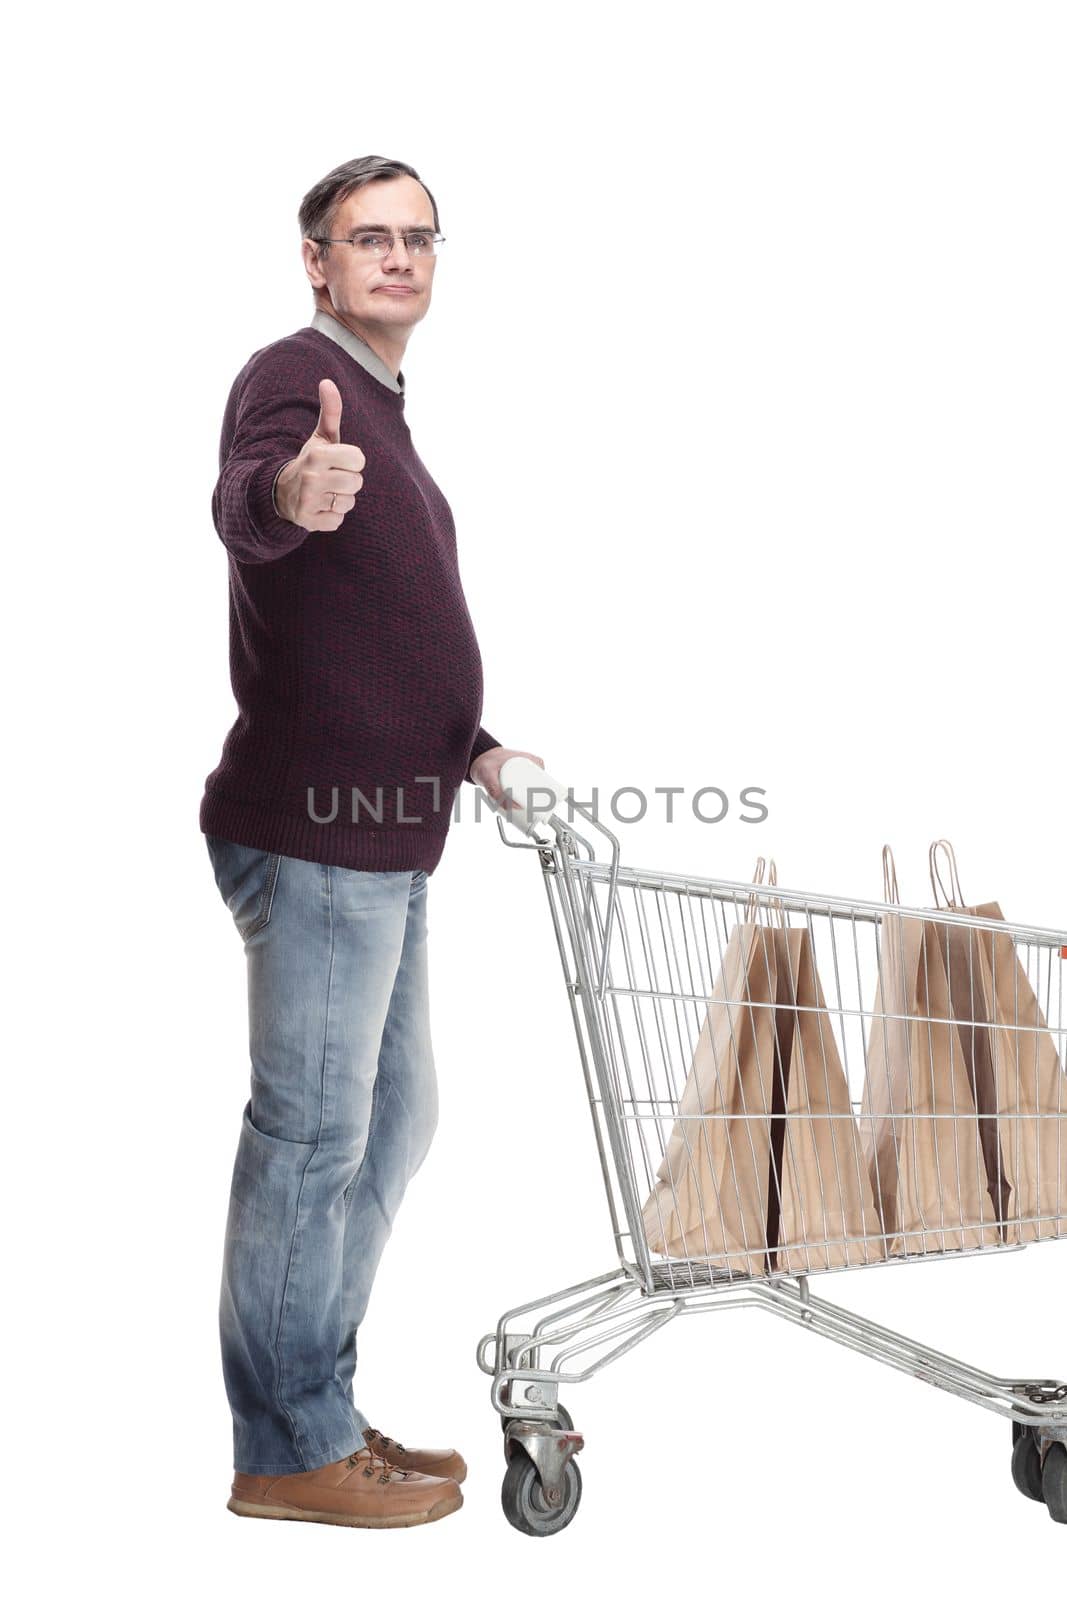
[477,783,1067,1533]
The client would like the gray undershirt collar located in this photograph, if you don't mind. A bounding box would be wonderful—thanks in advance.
[309,308,405,395]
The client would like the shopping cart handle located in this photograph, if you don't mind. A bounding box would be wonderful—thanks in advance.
[480,754,568,837]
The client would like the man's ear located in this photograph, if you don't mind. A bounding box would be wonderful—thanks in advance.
[302,238,327,290]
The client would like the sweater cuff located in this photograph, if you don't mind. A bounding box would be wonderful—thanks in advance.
[464,726,502,784]
[247,454,307,558]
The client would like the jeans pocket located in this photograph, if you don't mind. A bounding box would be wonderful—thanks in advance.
[205,834,283,943]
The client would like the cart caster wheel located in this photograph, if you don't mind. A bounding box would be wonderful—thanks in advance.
[500,1402,575,1434]
[501,1452,582,1537]
[1011,1430,1045,1503]
[1043,1442,1067,1524]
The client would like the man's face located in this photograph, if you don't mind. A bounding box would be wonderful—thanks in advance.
[304,175,437,333]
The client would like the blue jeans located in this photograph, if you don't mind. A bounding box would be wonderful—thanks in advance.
[204,835,439,1475]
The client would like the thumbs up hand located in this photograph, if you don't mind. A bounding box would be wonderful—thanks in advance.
[273,379,366,532]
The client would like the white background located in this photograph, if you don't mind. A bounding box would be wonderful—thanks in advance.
[9,0,1066,1590]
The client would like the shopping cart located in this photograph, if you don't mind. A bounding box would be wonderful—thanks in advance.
[475,759,1067,1536]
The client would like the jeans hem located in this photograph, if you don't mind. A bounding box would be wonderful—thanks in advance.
[234,1428,367,1478]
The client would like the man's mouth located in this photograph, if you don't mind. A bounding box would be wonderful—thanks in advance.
[374,286,416,294]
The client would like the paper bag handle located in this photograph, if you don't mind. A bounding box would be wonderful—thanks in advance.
[743,856,767,921]
[744,855,786,927]
[929,838,967,909]
[881,844,901,906]
[766,859,786,928]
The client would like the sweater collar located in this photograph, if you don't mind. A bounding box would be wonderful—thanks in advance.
[309,308,406,396]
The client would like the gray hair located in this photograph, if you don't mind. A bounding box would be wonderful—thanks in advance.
[298,155,441,258]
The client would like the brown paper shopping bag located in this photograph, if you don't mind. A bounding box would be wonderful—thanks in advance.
[929,840,1067,1243]
[771,922,884,1271]
[859,847,1001,1256]
[640,860,783,1276]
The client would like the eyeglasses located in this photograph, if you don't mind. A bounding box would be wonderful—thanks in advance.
[311,229,445,260]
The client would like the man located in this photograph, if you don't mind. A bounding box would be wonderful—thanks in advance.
[200,154,544,1530]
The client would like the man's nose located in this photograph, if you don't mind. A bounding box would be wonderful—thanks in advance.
[384,237,414,269]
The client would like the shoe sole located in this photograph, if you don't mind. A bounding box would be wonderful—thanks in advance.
[227,1487,463,1529]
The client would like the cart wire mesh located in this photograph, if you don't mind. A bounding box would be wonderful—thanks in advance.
[546,848,1067,1294]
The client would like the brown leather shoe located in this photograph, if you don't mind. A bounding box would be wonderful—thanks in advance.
[227,1442,462,1528]
[363,1424,467,1485]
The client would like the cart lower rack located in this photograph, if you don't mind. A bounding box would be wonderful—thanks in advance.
[476,761,1067,1536]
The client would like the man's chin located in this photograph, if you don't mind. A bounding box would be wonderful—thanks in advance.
[365,295,427,326]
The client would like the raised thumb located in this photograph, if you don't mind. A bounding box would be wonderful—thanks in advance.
[314,378,343,443]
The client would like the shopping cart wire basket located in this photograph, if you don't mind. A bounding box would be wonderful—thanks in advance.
[475,759,1067,1535]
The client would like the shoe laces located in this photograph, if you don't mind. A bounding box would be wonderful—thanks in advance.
[348,1437,405,1484]
[364,1425,409,1458]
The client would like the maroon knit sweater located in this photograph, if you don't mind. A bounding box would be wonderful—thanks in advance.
[199,325,500,873]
